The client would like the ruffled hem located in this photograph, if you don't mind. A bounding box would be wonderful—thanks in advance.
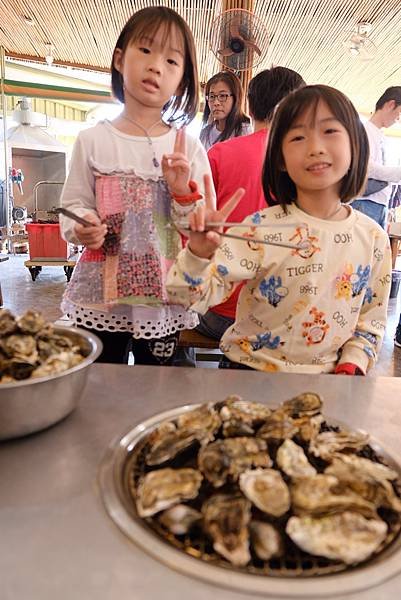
[62,301,199,339]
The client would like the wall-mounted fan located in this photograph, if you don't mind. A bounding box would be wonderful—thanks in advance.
[342,22,377,61]
[209,9,269,72]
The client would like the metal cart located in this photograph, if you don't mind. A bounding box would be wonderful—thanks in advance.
[24,181,76,282]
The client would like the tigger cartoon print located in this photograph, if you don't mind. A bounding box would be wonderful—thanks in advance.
[302,307,330,345]
[289,225,320,259]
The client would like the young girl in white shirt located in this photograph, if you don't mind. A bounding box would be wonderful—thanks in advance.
[60,6,213,364]
[167,85,392,375]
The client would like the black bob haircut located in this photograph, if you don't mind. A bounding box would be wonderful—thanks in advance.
[111,6,199,124]
[263,84,369,210]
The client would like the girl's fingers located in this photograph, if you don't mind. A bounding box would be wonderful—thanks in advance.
[203,174,215,211]
[164,158,189,170]
[219,188,245,220]
[173,127,186,155]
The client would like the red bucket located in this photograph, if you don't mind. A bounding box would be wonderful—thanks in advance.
[26,223,68,260]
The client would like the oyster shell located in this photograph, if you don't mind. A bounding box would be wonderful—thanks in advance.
[249,521,282,561]
[219,396,272,437]
[158,504,202,535]
[239,468,290,516]
[276,439,317,478]
[198,437,271,487]
[309,429,369,460]
[31,351,83,378]
[146,404,221,466]
[257,410,299,441]
[293,414,324,443]
[203,494,251,566]
[0,309,17,336]
[286,512,387,564]
[0,334,38,361]
[135,468,203,518]
[325,455,401,513]
[16,309,46,334]
[281,392,323,417]
[290,474,377,517]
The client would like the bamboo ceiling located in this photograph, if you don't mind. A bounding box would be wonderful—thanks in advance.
[0,0,400,113]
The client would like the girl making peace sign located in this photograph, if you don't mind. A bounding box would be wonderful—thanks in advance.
[167,85,392,375]
[60,7,214,364]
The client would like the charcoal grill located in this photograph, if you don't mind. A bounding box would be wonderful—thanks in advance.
[98,404,401,597]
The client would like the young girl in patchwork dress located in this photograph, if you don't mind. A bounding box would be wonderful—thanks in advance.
[60,7,213,364]
[167,85,392,375]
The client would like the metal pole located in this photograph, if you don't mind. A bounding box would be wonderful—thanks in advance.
[0,46,10,239]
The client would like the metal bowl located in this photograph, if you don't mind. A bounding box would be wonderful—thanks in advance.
[0,326,102,440]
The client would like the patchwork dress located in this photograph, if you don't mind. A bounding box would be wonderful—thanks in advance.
[60,120,213,339]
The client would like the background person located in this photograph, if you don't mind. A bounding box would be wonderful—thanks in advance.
[196,67,305,340]
[199,71,252,151]
[350,86,401,228]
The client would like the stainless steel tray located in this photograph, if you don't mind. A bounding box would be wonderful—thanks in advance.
[97,404,401,598]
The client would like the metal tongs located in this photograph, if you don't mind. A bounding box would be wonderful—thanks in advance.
[53,207,118,243]
[170,220,311,251]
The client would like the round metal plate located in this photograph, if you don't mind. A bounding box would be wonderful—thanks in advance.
[97,404,401,598]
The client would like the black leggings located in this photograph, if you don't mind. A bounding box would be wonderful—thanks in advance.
[80,327,180,365]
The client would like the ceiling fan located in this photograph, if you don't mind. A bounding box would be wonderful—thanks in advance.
[343,22,377,61]
[209,9,269,72]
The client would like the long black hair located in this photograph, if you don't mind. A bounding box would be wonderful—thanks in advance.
[200,71,250,146]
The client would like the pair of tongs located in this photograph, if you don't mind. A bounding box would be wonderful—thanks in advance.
[53,208,118,243]
[170,221,311,251]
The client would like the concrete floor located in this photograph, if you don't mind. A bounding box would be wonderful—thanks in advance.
[1,253,401,376]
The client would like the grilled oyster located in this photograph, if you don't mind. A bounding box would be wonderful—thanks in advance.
[257,410,299,441]
[203,494,251,566]
[249,521,282,561]
[219,396,272,437]
[286,512,387,564]
[0,309,17,336]
[0,333,37,361]
[290,474,376,517]
[31,351,83,378]
[146,404,221,466]
[239,468,290,516]
[16,309,46,334]
[158,504,202,535]
[276,439,317,479]
[281,392,322,417]
[293,414,324,443]
[135,468,203,518]
[309,429,369,460]
[198,437,271,487]
[325,456,401,513]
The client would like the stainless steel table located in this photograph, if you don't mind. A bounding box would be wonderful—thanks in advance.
[1,365,401,599]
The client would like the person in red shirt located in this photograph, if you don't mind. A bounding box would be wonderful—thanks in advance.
[196,66,305,340]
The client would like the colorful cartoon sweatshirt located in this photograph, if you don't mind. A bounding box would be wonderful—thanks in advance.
[167,204,392,373]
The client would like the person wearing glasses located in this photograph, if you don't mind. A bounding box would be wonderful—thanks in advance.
[200,71,252,151]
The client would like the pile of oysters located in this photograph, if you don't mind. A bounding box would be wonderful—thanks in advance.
[0,309,84,383]
[131,394,401,570]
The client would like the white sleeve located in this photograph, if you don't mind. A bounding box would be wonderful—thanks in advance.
[59,132,99,244]
[366,125,401,183]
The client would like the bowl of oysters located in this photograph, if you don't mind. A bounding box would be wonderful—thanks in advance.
[99,394,401,595]
[0,308,102,440]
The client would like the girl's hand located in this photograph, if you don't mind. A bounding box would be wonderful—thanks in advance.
[187,175,244,259]
[162,128,191,196]
[73,213,107,250]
